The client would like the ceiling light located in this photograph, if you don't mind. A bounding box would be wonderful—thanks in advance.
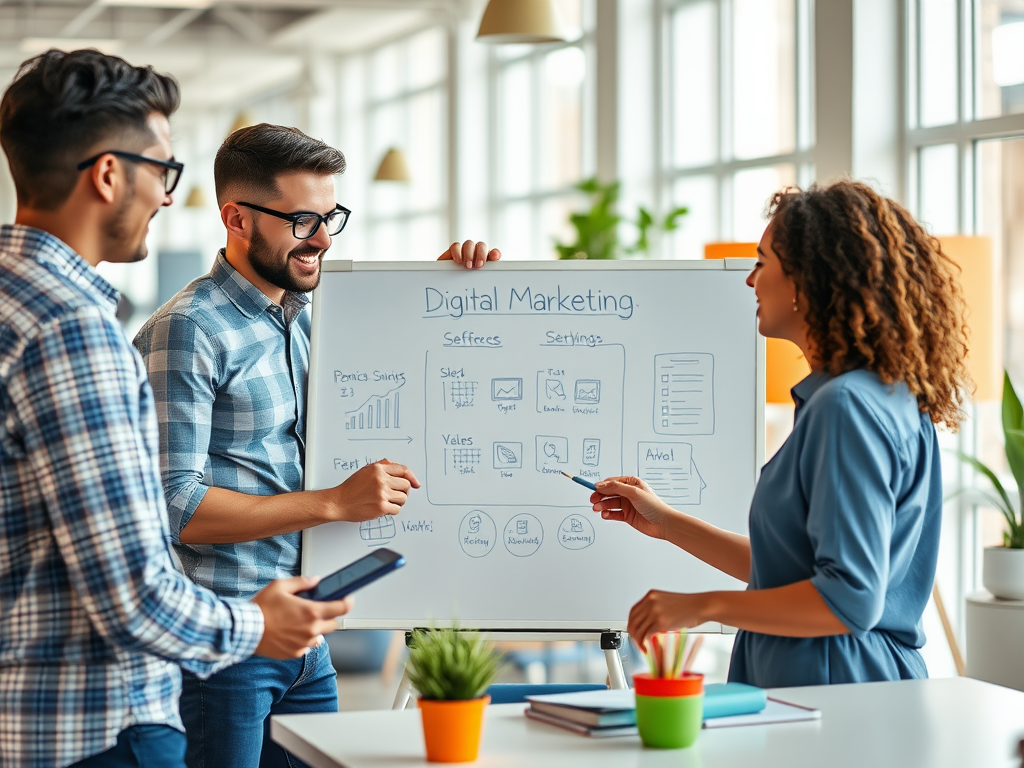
[374,148,411,182]
[184,186,208,208]
[476,0,568,45]
[993,22,1024,87]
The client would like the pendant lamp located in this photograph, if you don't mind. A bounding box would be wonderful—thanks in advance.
[374,148,411,182]
[476,0,568,44]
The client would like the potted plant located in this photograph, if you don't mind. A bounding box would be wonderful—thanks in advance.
[954,371,1024,600]
[407,626,504,763]
[554,177,689,260]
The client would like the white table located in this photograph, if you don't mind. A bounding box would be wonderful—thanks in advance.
[967,590,1024,692]
[272,677,1024,768]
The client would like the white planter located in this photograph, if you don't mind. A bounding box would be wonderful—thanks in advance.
[982,546,1024,601]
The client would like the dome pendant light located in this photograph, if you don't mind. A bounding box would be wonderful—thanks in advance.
[476,0,568,44]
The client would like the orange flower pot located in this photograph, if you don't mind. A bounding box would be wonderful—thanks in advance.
[418,695,490,763]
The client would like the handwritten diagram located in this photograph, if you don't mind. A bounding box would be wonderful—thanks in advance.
[653,353,715,435]
[459,510,496,557]
[637,441,706,505]
[345,384,404,431]
[424,346,625,506]
[491,378,523,400]
[359,516,397,545]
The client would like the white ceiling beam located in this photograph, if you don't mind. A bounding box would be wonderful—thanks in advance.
[144,7,205,45]
[61,0,106,36]
[212,6,266,43]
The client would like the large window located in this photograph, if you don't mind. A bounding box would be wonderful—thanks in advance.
[663,0,812,258]
[488,0,594,260]
[337,27,450,261]
[907,0,1024,656]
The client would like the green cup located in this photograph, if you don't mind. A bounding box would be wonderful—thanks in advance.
[633,672,704,749]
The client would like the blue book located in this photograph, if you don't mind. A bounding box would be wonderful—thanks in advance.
[702,683,768,719]
[526,683,766,728]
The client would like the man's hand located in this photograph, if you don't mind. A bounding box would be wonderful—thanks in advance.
[439,240,501,269]
[324,459,421,523]
[252,576,353,659]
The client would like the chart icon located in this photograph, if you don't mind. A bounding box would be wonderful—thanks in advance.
[491,378,523,400]
[359,516,396,544]
[493,442,523,469]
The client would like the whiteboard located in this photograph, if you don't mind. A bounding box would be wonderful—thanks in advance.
[303,259,763,631]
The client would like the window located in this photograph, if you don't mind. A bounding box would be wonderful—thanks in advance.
[907,0,1024,656]
[488,0,594,260]
[337,27,450,262]
[663,0,811,258]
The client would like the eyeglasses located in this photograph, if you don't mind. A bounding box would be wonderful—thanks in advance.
[77,151,184,195]
[237,201,351,240]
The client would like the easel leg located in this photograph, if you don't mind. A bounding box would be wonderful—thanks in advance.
[392,662,414,710]
[604,648,627,689]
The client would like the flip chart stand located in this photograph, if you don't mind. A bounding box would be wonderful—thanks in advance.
[391,630,627,710]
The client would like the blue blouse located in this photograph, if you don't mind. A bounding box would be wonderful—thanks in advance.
[728,370,942,688]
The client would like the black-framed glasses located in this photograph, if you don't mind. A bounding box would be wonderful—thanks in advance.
[237,201,351,240]
[76,151,184,195]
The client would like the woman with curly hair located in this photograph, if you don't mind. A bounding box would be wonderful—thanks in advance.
[593,180,971,687]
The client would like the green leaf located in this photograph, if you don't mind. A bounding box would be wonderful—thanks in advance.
[407,626,506,701]
[951,450,1021,537]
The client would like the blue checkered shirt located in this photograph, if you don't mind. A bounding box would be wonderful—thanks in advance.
[0,226,264,768]
[134,251,311,599]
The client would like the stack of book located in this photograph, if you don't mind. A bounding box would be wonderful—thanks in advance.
[525,683,819,737]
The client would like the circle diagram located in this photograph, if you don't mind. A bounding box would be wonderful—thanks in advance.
[558,514,596,550]
[459,510,496,558]
[503,513,543,557]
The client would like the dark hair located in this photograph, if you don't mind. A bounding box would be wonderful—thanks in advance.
[767,180,971,430]
[0,49,180,210]
[214,124,347,205]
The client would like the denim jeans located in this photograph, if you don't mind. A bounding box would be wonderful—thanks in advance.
[180,641,337,768]
[69,725,186,768]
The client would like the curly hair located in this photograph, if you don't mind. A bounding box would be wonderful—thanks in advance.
[767,180,971,430]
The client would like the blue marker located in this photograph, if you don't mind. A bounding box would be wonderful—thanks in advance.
[560,471,597,491]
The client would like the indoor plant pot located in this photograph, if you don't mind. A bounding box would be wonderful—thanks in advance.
[983,546,1024,601]
[955,372,1024,601]
[408,626,504,763]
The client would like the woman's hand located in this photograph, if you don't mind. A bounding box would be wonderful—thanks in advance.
[627,590,707,652]
[590,476,677,540]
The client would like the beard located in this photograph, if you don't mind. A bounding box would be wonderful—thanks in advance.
[247,225,324,293]
[106,183,149,263]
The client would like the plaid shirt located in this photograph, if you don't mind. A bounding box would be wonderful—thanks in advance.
[0,226,264,768]
[134,251,311,599]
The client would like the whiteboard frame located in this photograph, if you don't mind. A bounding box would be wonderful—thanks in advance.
[304,259,765,631]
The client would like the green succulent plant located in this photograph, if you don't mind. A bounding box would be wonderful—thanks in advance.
[407,627,505,701]
[952,371,1024,549]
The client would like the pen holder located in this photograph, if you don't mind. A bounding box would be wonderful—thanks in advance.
[633,672,704,749]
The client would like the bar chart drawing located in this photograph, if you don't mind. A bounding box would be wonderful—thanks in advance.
[344,384,404,430]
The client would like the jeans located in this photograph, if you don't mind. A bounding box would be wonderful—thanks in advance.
[180,641,337,768]
[69,725,186,768]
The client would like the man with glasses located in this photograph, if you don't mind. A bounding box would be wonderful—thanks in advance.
[0,51,354,768]
[134,123,500,767]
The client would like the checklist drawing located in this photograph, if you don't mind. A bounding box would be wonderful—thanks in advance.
[653,353,715,435]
